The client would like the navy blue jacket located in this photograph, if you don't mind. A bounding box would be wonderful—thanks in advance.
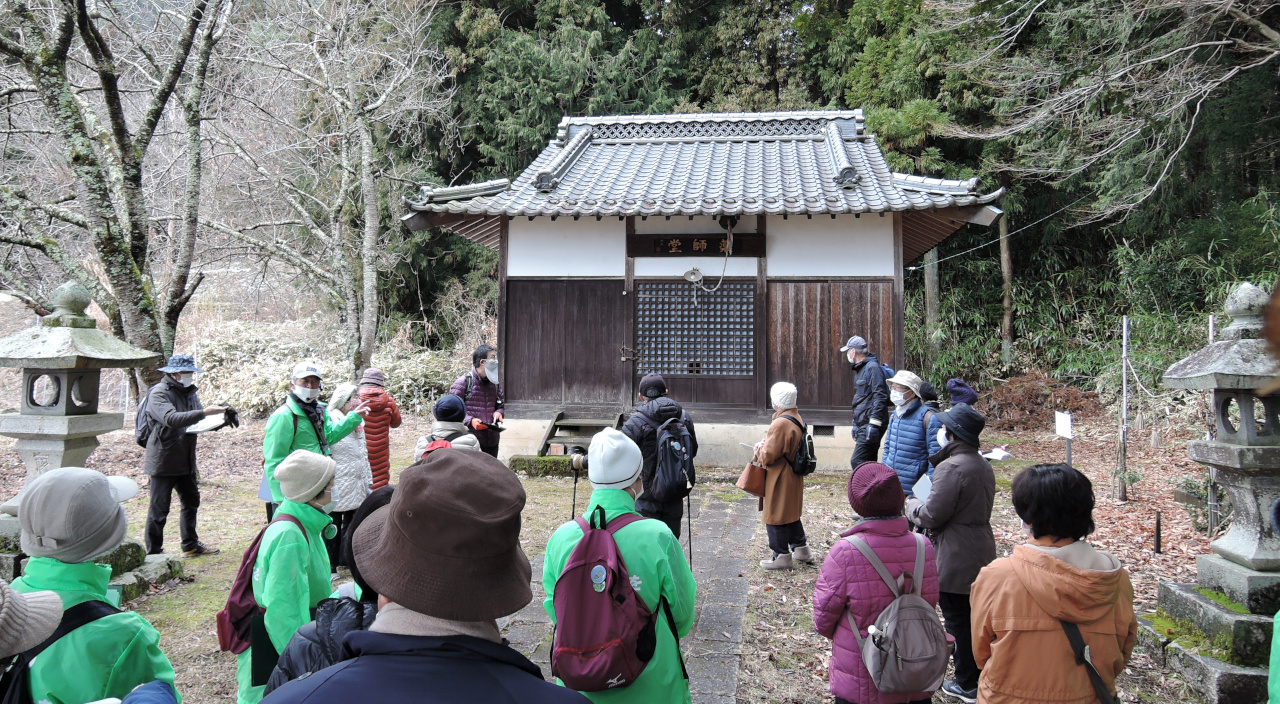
[881,400,943,496]
[259,631,589,704]
[849,355,890,430]
[622,397,698,512]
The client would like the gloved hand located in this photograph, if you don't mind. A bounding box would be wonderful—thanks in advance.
[225,407,240,428]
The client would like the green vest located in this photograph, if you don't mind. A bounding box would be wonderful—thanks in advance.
[542,488,697,704]
[12,558,180,704]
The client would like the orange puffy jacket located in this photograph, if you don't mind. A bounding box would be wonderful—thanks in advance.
[358,385,402,489]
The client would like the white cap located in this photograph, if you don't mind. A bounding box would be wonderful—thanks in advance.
[770,382,798,409]
[292,362,323,380]
[587,428,643,489]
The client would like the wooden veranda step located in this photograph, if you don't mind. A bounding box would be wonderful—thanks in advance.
[537,411,626,457]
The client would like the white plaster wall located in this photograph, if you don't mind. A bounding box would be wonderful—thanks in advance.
[633,257,758,278]
[765,214,894,277]
[507,217,625,277]
[633,216,757,235]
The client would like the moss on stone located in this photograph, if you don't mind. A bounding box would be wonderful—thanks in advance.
[1148,609,1240,665]
[1195,587,1251,615]
[510,455,576,478]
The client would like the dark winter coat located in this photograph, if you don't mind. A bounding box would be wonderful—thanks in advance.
[881,400,942,496]
[264,597,378,695]
[849,354,890,431]
[258,631,590,704]
[906,442,997,594]
[449,369,504,449]
[621,397,699,513]
[143,376,205,477]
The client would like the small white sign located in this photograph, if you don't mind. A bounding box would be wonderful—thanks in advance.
[1055,411,1073,439]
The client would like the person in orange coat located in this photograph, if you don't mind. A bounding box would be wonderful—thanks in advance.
[357,368,402,489]
[970,463,1136,704]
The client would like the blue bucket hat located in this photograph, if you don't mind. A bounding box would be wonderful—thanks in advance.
[157,354,202,374]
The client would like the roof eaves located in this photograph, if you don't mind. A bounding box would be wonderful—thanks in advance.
[404,178,510,211]
[556,109,866,132]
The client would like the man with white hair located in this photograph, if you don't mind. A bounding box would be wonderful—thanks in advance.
[751,382,812,570]
[881,370,944,497]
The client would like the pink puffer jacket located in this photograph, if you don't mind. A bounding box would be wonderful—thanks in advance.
[813,517,940,704]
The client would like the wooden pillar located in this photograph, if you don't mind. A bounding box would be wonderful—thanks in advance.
[624,216,636,406]
[892,213,905,371]
[924,246,940,369]
[756,214,769,412]
[497,215,509,389]
[999,210,1014,368]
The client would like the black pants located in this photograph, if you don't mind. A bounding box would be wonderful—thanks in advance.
[145,474,201,554]
[939,591,980,690]
[265,502,278,521]
[836,698,931,704]
[766,520,807,556]
[480,444,499,458]
[850,425,883,467]
[325,510,355,569]
[637,498,684,539]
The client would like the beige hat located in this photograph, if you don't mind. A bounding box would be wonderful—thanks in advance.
[276,450,336,503]
[887,370,924,397]
[0,578,62,658]
[19,467,138,563]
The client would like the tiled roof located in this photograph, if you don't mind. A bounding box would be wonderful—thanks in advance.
[404,109,1002,219]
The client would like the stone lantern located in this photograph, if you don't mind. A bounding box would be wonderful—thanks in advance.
[1140,282,1278,703]
[0,282,160,515]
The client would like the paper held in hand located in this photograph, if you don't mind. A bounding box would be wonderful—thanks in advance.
[185,413,223,434]
[913,473,932,502]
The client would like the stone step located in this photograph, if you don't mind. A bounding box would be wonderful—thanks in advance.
[110,554,184,602]
[1158,582,1273,667]
[1138,617,1268,704]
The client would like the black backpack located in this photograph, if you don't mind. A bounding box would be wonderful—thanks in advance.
[1,599,121,704]
[782,415,818,476]
[639,413,696,502]
[134,386,156,448]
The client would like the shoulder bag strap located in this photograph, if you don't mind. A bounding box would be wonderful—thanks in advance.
[1060,621,1118,704]
[659,596,689,680]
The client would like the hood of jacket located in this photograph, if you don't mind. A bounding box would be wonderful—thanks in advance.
[359,385,395,413]
[1009,543,1124,624]
[636,396,684,424]
[315,596,378,665]
[430,419,470,437]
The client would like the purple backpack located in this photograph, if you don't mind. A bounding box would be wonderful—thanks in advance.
[551,507,658,691]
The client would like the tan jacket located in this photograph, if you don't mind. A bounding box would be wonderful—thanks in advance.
[754,408,804,525]
[971,542,1137,704]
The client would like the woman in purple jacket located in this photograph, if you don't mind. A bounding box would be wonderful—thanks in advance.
[813,462,940,704]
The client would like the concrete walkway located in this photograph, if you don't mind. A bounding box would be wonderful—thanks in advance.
[500,490,759,704]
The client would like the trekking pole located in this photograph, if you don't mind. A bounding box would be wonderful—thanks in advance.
[686,494,693,568]
[571,466,579,521]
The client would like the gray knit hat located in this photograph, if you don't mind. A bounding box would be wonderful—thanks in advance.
[276,450,336,503]
[0,579,62,658]
[19,467,138,563]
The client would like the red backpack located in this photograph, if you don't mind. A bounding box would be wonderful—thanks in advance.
[551,507,687,691]
[216,514,307,654]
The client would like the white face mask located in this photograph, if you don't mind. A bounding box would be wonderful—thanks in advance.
[293,385,321,402]
[178,373,195,387]
[937,427,949,448]
[846,350,857,364]
[889,390,907,407]
[484,359,499,384]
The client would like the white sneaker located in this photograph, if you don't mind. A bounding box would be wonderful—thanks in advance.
[791,545,815,563]
[759,553,794,570]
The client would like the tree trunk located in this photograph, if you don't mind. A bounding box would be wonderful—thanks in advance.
[999,210,1014,368]
[924,247,940,370]
[356,116,379,375]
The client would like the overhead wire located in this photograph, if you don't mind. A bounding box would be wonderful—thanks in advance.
[905,193,1092,271]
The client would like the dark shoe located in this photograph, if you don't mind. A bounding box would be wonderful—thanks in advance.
[182,542,220,557]
[941,679,977,704]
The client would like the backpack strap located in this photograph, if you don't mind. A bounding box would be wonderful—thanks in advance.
[28,599,119,658]
[270,513,309,546]
[921,409,935,442]
[842,534,908,652]
[781,415,805,468]
[463,373,474,402]
[1060,621,1118,704]
[659,596,689,681]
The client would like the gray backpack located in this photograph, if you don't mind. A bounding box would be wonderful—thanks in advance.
[843,533,950,694]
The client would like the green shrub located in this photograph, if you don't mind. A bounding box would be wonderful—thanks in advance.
[509,455,576,477]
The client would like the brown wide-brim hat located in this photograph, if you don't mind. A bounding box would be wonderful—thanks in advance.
[353,448,532,620]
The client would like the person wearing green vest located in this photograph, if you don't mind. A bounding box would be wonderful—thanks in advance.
[260,362,367,518]
[237,450,338,704]
[542,428,697,704]
[12,467,179,704]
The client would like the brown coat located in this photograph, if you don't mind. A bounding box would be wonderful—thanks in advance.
[754,408,804,525]
[971,544,1137,704]
[907,442,996,593]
